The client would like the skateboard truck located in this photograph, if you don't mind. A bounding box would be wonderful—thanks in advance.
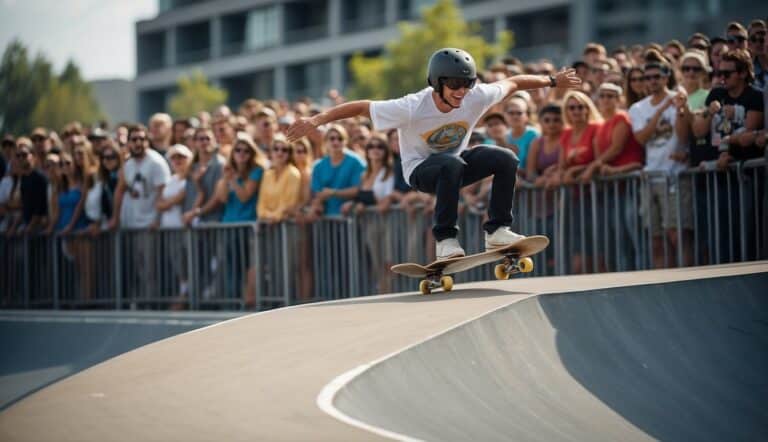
[493,255,534,280]
[419,272,454,295]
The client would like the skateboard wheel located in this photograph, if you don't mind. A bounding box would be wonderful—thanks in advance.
[419,280,431,295]
[494,264,510,280]
[440,275,453,292]
[519,257,534,273]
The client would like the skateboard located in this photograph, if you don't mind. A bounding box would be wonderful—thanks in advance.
[390,235,549,295]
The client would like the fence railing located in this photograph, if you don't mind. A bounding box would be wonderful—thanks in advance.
[1,160,765,311]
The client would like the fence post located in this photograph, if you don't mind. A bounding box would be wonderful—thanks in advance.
[114,231,122,310]
[675,174,684,267]
[52,238,60,309]
[280,222,291,307]
[736,162,747,261]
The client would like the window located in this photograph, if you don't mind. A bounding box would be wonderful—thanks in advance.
[245,6,279,50]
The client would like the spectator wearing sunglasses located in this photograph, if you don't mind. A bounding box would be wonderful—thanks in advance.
[629,60,691,268]
[504,95,540,173]
[85,140,123,233]
[258,135,301,223]
[624,66,647,109]
[109,125,171,230]
[700,49,764,164]
[687,33,711,53]
[10,138,49,235]
[181,127,225,225]
[156,144,193,228]
[748,20,767,90]
[726,22,749,52]
[679,50,711,111]
[306,125,366,219]
[287,47,581,259]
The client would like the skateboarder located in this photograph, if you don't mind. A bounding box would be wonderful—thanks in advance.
[288,48,581,259]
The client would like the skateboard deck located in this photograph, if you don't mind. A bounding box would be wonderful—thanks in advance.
[391,235,549,294]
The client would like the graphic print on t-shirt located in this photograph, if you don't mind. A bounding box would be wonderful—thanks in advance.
[648,117,674,150]
[421,121,469,152]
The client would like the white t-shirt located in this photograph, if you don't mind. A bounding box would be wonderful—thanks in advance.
[628,94,685,176]
[120,149,171,228]
[372,168,395,201]
[0,175,13,205]
[160,174,186,228]
[369,83,506,183]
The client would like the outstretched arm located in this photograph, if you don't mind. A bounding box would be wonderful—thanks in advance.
[286,101,372,142]
[495,69,582,101]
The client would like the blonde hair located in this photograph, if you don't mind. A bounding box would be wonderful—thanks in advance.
[562,90,603,127]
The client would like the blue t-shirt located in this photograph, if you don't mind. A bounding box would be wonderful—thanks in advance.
[55,188,89,232]
[222,167,263,223]
[506,126,540,169]
[311,150,366,215]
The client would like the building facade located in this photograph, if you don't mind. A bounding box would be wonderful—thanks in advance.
[135,0,761,121]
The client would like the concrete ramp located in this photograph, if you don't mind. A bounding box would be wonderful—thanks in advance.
[331,273,768,441]
[1,262,765,441]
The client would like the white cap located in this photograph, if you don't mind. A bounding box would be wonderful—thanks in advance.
[165,144,193,161]
[597,82,623,95]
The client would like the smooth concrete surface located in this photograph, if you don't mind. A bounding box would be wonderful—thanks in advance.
[0,262,765,441]
[0,311,241,410]
[333,272,768,441]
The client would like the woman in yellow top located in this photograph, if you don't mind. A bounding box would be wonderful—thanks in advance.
[257,135,302,223]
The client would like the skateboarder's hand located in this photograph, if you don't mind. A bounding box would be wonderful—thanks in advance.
[286,117,318,142]
[553,68,581,89]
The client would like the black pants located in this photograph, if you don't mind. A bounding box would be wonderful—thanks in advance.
[408,145,519,241]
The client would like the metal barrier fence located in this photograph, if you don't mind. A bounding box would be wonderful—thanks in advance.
[1,160,765,311]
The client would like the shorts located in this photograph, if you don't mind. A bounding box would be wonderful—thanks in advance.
[641,178,693,232]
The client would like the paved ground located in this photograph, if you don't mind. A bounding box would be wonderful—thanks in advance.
[0,262,765,441]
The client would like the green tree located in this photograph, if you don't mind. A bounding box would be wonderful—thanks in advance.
[31,60,104,131]
[168,70,227,118]
[0,40,54,135]
[347,0,511,100]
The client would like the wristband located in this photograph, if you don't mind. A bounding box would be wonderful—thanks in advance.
[548,75,557,88]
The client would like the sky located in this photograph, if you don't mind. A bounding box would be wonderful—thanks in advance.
[0,0,158,81]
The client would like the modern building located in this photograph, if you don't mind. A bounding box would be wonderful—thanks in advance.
[90,79,137,126]
[136,0,763,121]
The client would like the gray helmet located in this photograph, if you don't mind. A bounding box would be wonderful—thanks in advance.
[427,48,477,87]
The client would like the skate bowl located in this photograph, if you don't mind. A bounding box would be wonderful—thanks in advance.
[1,262,766,441]
[327,271,768,441]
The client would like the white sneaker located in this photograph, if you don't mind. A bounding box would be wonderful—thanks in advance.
[485,227,526,251]
[436,238,466,260]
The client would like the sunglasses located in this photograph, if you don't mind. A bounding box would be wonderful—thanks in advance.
[195,136,211,142]
[45,161,59,168]
[171,154,188,161]
[16,151,30,158]
[31,136,46,142]
[130,136,146,142]
[690,43,709,51]
[567,104,585,112]
[327,136,343,142]
[598,93,618,99]
[727,35,747,43]
[507,111,524,116]
[715,69,736,78]
[541,117,562,124]
[643,74,663,81]
[365,143,387,150]
[102,154,119,161]
[681,65,704,73]
[442,77,476,90]
[233,147,251,154]
[294,149,308,155]
[629,76,644,83]
[272,147,292,154]
[750,34,765,44]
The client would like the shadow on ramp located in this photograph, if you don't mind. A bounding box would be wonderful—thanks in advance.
[331,273,768,441]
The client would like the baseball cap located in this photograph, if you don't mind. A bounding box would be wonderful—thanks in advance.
[165,144,193,161]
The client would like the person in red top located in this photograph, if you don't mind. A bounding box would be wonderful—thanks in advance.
[585,82,646,271]
[583,82,644,181]
[549,90,603,274]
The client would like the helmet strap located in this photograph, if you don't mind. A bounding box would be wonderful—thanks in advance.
[437,79,459,109]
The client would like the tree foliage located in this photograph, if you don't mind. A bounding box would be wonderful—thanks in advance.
[347,0,511,100]
[168,70,227,119]
[0,39,103,135]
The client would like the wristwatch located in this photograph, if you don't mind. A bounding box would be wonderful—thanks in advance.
[548,75,557,88]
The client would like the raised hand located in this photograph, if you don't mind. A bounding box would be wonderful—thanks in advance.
[553,68,582,89]
[286,117,317,143]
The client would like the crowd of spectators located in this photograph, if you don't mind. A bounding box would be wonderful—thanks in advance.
[1,20,767,292]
